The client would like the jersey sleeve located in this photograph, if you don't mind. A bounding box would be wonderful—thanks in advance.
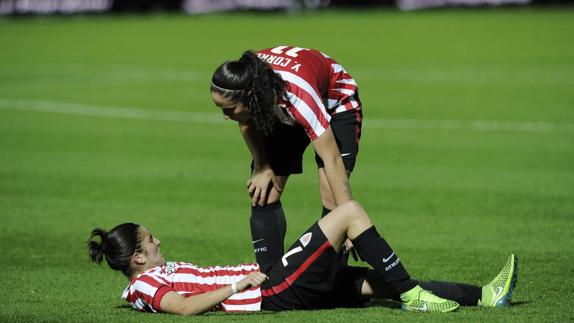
[325,57,361,113]
[277,70,331,141]
[126,274,176,313]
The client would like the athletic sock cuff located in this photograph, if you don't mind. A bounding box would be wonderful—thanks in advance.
[351,226,379,250]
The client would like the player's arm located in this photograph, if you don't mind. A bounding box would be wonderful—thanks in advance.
[312,126,352,205]
[159,271,268,315]
[239,121,282,206]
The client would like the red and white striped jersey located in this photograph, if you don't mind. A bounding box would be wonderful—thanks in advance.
[122,261,262,313]
[256,46,361,141]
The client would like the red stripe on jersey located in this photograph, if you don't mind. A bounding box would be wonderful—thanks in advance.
[138,274,165,288]
[288,106,319,141]
[131,275,166,305]
[152,285,176,310]
[257,46,361,137]
[289,103,331,141]
[125,262,263,313]
[288,83,326,117]
[330,82,357,92]
[153,273,170,285]
[287,86,330,134]
[126,275,167,309]
[261,241,332,297]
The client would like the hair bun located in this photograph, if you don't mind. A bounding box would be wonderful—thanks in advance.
[238,51,260,74]
[87,228,108,264]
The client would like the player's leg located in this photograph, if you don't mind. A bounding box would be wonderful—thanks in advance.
[318,201,417,292]
[319,168,357,264]
[360,270,482,306]
[317,201,371,252]
[360,254,518,308]
[250,176,288,273]
[318,201,459,312]
[259,222,347,311]
[250,123,309,273]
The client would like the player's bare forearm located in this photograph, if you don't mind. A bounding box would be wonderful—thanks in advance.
[160,286,234,315]
[160,272,268,315]
[313,126,353,205]
[324,157,353,204]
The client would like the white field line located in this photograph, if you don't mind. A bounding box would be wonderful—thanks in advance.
[1,98,573,133]
[0,98,223,124]
[365,119,574,133]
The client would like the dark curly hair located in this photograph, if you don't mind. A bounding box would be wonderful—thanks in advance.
[211,50,287,135]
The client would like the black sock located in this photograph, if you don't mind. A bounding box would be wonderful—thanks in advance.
[418,280,482,306]
[321,206,331,218]
[352,226,417,294]
[250,201,286,273]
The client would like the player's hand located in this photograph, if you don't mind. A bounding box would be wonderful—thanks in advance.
[344,239,359,262]
[246,167,282,207]
[236,272,268,292]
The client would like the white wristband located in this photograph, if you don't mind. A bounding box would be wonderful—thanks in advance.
[231,282,238,294]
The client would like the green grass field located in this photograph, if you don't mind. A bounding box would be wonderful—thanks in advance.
[1,7,573,322]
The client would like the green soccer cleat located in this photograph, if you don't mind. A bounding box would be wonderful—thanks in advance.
[401,285,460,313]
[479,254,518,307]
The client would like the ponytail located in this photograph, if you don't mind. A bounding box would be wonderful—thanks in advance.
[88,228,108,264]
[87,223,141,277]
[211,50,287,135]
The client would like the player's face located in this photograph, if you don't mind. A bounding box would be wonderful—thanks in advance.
[211,91,250,123]
[137,226,165,267]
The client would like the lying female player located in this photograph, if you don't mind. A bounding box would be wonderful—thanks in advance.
[88,201,517,315]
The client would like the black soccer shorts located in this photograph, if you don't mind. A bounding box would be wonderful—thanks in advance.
[251,109,363,176]
[315,109,363,173]
[260,222,368,311]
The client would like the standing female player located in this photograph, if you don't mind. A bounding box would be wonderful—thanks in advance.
[210,46,362,261]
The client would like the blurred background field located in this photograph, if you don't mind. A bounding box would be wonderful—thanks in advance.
[0,4,573,322]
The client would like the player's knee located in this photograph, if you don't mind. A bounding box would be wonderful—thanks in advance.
[339,200,366,221]
[266,188,283,204]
